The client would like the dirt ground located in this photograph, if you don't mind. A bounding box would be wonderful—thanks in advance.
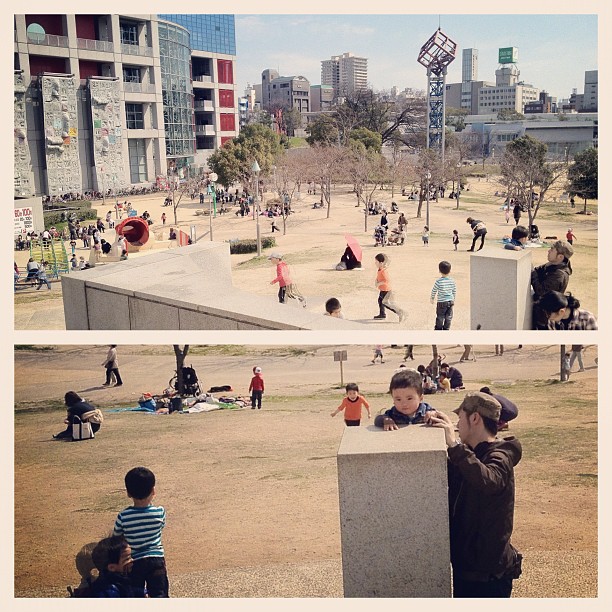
[13,344,598,597]
[14,176,598,330]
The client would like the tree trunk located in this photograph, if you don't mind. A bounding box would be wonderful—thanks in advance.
[560,345,566,382]
[326,176,331,219]
[173,345,190,395]
[583,198,587,214]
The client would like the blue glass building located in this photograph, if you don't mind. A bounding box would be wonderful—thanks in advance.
[159,14,236,55]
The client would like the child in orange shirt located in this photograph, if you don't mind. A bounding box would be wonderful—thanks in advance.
[331,383,371,426]
[373,253,405,322]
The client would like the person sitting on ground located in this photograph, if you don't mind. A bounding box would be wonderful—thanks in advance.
[504,225,529,250]
[375,368,436,431]
[479,386,519,432]
[417,364,437,394]
[337,245,361,270]
[168,228,177,240]
[440,363,465,390]
[324,297,344,318]
[536,291,598,330]
[53,391,102,439]
[437,371,451,393]
[90,536,145,598]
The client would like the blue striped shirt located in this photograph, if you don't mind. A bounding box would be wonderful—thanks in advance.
[113,505,166,560]
[431,276,456,302]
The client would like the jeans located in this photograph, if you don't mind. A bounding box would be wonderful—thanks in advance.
[569,350,584,370]
[130,556,169,598]
[434,301,454,330]
[470,229,487,250]
[251,389,263,408]
[105,367,123,385]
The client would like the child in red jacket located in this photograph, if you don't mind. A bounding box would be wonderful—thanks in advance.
[249,367,265,409]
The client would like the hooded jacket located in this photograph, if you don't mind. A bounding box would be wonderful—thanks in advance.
[447,436,522,580]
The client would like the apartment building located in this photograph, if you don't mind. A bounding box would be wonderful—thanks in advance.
[321,52,368,98]
[14,13,237,198]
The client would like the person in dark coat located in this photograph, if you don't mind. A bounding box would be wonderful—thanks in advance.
[53,391,101,439]
[90,536,145,598]
[340,245,361,270]
[426,392,523,598]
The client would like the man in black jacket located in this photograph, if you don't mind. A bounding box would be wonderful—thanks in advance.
[427,392,523,598]
[531,240,573,329]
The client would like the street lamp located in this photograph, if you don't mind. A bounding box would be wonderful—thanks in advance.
[252,160,261,256]
[425,171,431,230]
[208,172,218,241]
[456,162,461,210]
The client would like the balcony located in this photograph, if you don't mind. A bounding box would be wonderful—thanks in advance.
[195,125,215,135]
[120,43,153,58]
[193,75,212,83]
[123,82,157,94]
[28,33,69,48]
[77,38,113,53]
[194,100,214,111]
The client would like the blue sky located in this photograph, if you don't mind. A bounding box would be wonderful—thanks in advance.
[235,14,598,100]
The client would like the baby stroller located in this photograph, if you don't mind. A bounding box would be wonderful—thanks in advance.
[373,225,387,247]
[169,364,202,396]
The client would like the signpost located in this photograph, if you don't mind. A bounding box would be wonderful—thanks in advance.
[334,350,348,387]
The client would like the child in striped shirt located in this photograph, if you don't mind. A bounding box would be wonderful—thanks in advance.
[430,260,457,330]
[113,467,169,597]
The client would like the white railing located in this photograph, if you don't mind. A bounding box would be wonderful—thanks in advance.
[29,33,69,47]
[77,38,113,53]
[120,43,153,57]
[123,82,157,94]
[193,75,212,83]
[195,125,215,135]
[194,100,214,111]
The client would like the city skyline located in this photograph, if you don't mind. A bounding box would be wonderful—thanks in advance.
[235,14,597,102]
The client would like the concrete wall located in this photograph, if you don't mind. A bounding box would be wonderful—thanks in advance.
[337,425,451,598]
[470,248,533,330]
[62,242,369,330]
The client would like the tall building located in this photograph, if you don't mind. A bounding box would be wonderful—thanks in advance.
[462,48,478,82]
[160,14,238,166]
[321,52,368,98]
[14,13,237,198]
[261,70,310,114]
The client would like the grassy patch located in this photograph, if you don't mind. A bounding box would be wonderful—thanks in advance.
[15,345,56,352]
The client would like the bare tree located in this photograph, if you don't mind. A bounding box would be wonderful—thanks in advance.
[304,144,347,218]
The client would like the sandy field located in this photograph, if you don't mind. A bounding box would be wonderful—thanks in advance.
[14,343,597,597]
[14,176,598,330]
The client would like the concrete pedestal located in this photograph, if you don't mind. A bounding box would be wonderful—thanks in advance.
[337,425,451,598]
[470,248,533,330]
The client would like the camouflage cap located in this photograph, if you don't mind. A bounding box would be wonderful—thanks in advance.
[551,240,574,259]
[453,391,501,422]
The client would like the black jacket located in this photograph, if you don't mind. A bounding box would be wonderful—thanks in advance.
[531,261,572,298]
[447,436,522,580]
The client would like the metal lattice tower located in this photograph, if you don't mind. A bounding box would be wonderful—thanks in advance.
[417,29,457,157]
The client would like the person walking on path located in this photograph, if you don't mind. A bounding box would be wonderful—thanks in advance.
[161,212,166,225]
[512,203,522,226]
[373,253,405,322]
[569,345,585,372]
[466,217,487,251]
[566,228,576,245]
[102,345,123,387]
[268,252,307,307]
[35,261,52,290]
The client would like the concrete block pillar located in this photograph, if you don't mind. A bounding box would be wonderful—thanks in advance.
[470,248,533,330]
[337,426,451,598]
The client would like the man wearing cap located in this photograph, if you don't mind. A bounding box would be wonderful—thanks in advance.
[531,240,573,330]
[479,386,519,432]
[427,392,523,597]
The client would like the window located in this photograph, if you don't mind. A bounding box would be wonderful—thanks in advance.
[217,59,233,84]
[125,103,144,129]
[122,67,141,83]
[120,22,138,45]
[219,113,235,131]
[219,89,234,108]
[128,139,147,183]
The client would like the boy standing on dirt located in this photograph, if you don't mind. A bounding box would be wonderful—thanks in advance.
[331,383,371,426]
[113,467,169,597]
[249,367,265,409]
[430,261,456,330]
